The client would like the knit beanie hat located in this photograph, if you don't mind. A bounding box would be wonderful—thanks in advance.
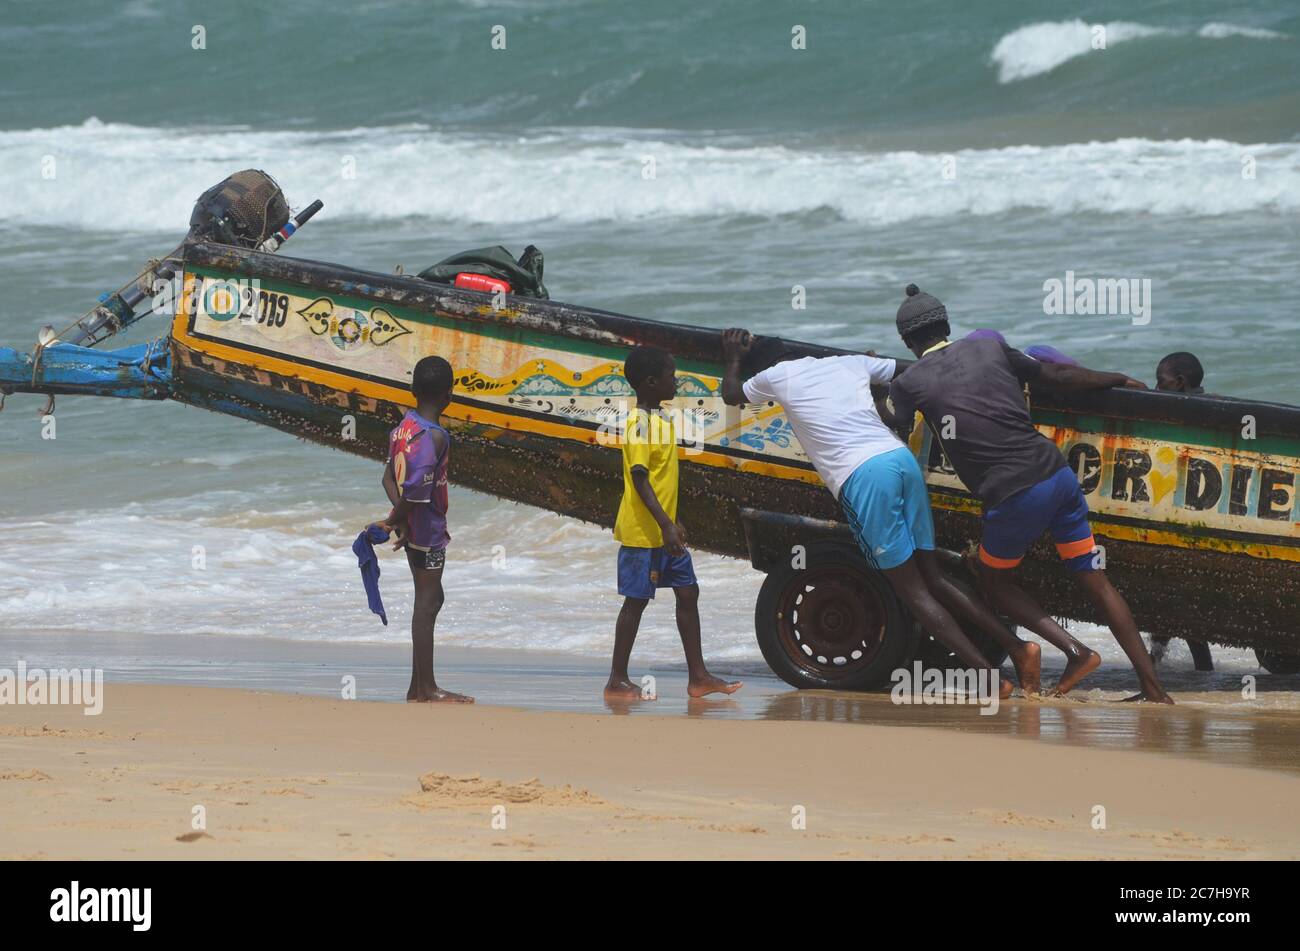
[895,284,948,339]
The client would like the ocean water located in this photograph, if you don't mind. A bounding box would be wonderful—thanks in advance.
[1,1,1297,678]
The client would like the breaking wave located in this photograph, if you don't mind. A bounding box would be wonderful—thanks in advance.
[992,19,1288,83]
[0,121,1296,231]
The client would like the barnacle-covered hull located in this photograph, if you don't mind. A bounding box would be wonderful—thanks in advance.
[162,243,1300,653]
[6,241,1298,660]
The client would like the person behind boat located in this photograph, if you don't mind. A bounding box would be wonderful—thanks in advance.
[377,356,472,703]
[886,284,1173,703]
[606,345,742,701]
[1147,351,1215,671]
[720,329,1038,698]
[1156,351,1208,396]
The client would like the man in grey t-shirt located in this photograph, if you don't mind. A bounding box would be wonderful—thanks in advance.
[885,284,1171,703]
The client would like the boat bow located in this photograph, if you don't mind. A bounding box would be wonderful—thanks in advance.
[0,339,171,405]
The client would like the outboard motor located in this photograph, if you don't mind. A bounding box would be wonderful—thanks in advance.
[43,171,320,348]
[187,169,292,249]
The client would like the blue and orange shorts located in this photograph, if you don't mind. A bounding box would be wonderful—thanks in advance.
[979,467,1097,573]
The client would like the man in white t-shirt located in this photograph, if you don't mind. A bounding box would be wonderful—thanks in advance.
[720,328,1038,696]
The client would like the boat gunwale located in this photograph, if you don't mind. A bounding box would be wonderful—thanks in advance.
[183,242,1300,442]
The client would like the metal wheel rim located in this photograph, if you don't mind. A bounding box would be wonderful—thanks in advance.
[774,563,888,681]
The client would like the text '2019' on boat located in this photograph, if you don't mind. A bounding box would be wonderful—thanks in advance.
[3,171,1298,686]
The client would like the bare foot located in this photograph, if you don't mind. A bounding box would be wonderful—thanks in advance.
[687,674,743,698]
[1052,648,1101,696]
[604,678,652,701]
[998,677,1014,701]
[1010,641,1042,695]
[408,688,474,703]
[1122,689,1175,705]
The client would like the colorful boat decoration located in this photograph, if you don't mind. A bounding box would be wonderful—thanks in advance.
[3,222,1298,689]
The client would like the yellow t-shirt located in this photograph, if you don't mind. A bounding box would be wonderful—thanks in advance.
[613,408,679,548]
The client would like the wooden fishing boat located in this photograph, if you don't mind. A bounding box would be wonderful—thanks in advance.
[4,198,1298,689]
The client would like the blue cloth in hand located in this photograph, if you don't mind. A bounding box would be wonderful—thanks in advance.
[353,524,392,625]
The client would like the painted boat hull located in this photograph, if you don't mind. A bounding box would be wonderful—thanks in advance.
[157,242,1300,654]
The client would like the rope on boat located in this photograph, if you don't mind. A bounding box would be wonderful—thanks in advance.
[137,257,166,298]
[30,342,46,389]
[42,243,185,349]
[141,336,165,390]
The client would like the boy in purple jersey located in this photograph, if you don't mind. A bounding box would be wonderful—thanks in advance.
[379,356,471,703]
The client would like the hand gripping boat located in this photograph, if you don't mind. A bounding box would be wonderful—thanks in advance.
[3,173,1299,688]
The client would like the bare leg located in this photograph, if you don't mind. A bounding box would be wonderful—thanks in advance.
[1187,638,1215,672]
[406,559,473,703]
[407,565,437,701]
[606,596,651,700]
[977,561,1099,695]
[1151,636,1212,671]
[673,584,742,697]
[883,556,1012,699]
[1150,636,1171,665]
[915,550,1040,693]
[1074,570,1173,704]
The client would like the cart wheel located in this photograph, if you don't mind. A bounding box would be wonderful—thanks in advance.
[754,541,918,690]
[1255,648,1300,675]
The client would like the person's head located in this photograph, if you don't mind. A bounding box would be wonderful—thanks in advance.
[895,283,951,357]
[741,335,801,379]
[624,345,677,404]
[1156,352,1204,393]
[411,355,454,409]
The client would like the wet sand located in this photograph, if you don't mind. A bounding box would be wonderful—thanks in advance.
[3,633,1300,859]
[6,630,1300,775]
[3,680,1300,860]
[10,628,1300,769]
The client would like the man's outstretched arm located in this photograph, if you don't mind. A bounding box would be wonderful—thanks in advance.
[1036,362,1147,391]
[720,327,753,405]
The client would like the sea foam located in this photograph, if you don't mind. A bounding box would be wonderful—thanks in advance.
[0,121,1296,231]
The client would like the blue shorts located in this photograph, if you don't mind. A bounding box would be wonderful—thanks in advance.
[838,446,936,571]
[979,466,1097,573]
[617,545,698,599]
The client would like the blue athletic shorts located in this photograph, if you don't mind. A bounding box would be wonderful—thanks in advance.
[979,466,1097,572]
[617,545,697,599]
[838,446,936,571]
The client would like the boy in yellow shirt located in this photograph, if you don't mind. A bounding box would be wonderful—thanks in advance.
[606,345,743,701]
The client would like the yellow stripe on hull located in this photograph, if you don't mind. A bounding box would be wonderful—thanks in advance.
[172,273,1300,565]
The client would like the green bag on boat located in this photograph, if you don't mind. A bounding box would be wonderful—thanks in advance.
[417,245,548,300]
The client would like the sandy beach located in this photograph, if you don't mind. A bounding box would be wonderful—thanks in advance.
[4,673,1300,860]
[3,0,1299,882]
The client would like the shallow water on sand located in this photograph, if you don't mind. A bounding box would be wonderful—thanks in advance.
[7,631,1298,777]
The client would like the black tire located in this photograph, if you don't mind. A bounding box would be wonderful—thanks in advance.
[1255,648,1300,675]
[754,540,919,690]
[915,573,1014,670]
